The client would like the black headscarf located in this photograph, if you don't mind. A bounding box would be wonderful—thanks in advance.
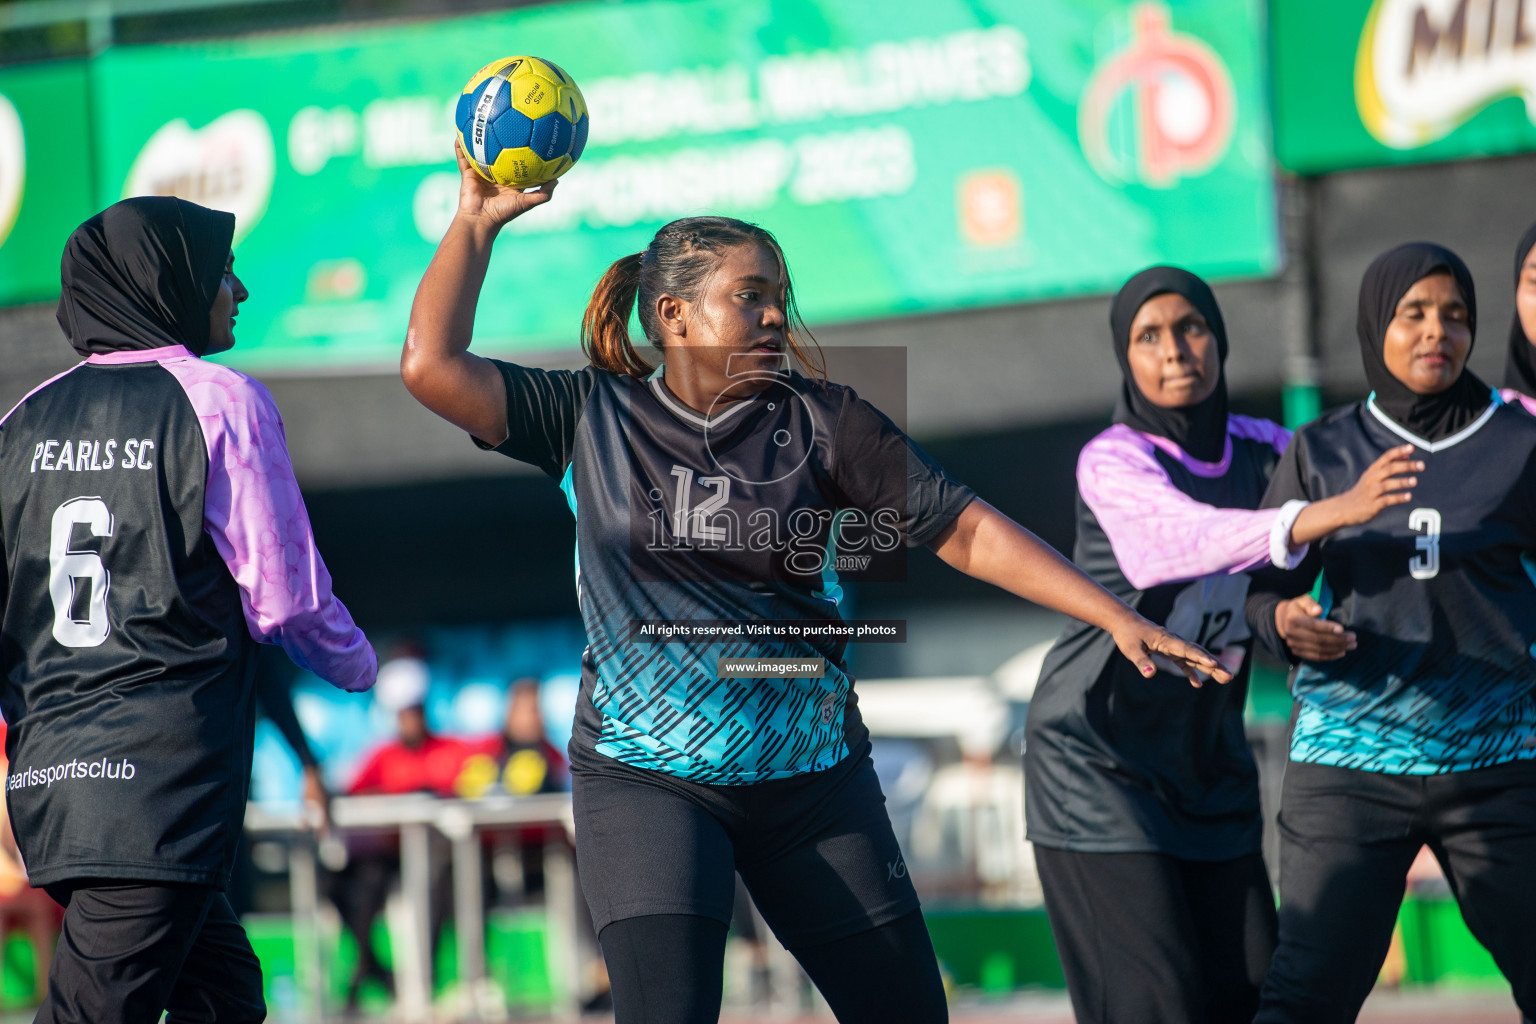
[57,196,235,358]
[1110,265,1230,463]
[1358,242,1489,442]
[1503,220,1536,396]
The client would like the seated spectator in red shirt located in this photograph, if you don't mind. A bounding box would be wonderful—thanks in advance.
[350,659,472,798]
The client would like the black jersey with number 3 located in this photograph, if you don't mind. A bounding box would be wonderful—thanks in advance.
[1249,393,1536,774]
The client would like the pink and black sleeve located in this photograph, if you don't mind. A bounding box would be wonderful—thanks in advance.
[1078,425,1305,591]
[164,359,377,692]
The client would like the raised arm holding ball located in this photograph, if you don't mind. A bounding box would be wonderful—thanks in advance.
[402,124,1228,1023]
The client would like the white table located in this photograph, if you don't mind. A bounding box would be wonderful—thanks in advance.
[245,792,580,1023]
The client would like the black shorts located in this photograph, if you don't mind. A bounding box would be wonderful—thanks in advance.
[571,740,919,949]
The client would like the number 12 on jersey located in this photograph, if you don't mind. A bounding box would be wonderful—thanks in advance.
[670,466,731,544]
[1409,507,1440,581]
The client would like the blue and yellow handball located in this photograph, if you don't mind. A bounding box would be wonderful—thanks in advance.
[455,56,589,189]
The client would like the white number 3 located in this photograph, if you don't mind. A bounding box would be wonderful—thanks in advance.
[49,497,115,647]
[1408,507,1440,581]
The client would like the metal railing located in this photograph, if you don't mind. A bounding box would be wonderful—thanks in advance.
[246,791,584,1023]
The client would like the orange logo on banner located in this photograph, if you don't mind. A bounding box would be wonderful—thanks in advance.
[958,170,1022,247]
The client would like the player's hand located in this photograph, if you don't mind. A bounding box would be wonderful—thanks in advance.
[1275,594,1354,661]
[1289,446,1423,549]
[1329,445,1423,526]
[455,140,557,226]
[301,764,333,836]
[1111,616,1233,689]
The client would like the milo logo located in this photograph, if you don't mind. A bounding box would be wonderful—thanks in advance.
[0,93,22,250]
[122,110,276,244]
[1356,0,1536,148]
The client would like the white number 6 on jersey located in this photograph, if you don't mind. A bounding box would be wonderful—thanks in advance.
[1408,507,1440,581]
[49,497,115,647]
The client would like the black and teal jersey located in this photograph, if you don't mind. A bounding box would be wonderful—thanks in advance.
[478,361,975,784]
[1247,391,1536,775]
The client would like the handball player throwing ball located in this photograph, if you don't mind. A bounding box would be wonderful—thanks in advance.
[402,145,1227,1023]
[0,197,377,1024]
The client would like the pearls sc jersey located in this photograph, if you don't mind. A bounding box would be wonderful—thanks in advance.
[478,361,975,785]
[1249,393,1536,775]
[0,347,374,888]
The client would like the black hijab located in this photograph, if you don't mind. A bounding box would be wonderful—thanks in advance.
[1110,265,1229,463]
[1503,221,1536,395]
[1358,242,1489,442]
[57,196,235,358]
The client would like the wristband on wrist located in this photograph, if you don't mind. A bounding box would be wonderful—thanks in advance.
[1270,499,1312,569]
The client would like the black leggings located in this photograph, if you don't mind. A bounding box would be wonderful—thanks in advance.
[599,909,948,1024]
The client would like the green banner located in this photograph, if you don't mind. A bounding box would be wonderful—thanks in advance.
[85,0,1276,371]
[1273,0,1536,174]
[0,61,95,306]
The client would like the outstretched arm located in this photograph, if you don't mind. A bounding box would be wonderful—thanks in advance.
[401,144,557,444]
[1286,444,1422,548]
[929,499,1230,687]
[165,362,376,692]
[1082,433,1422,587]
[1079,430,1296,588]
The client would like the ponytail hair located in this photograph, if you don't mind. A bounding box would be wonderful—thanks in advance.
[580,252,655,378]
[579,216,824,381]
